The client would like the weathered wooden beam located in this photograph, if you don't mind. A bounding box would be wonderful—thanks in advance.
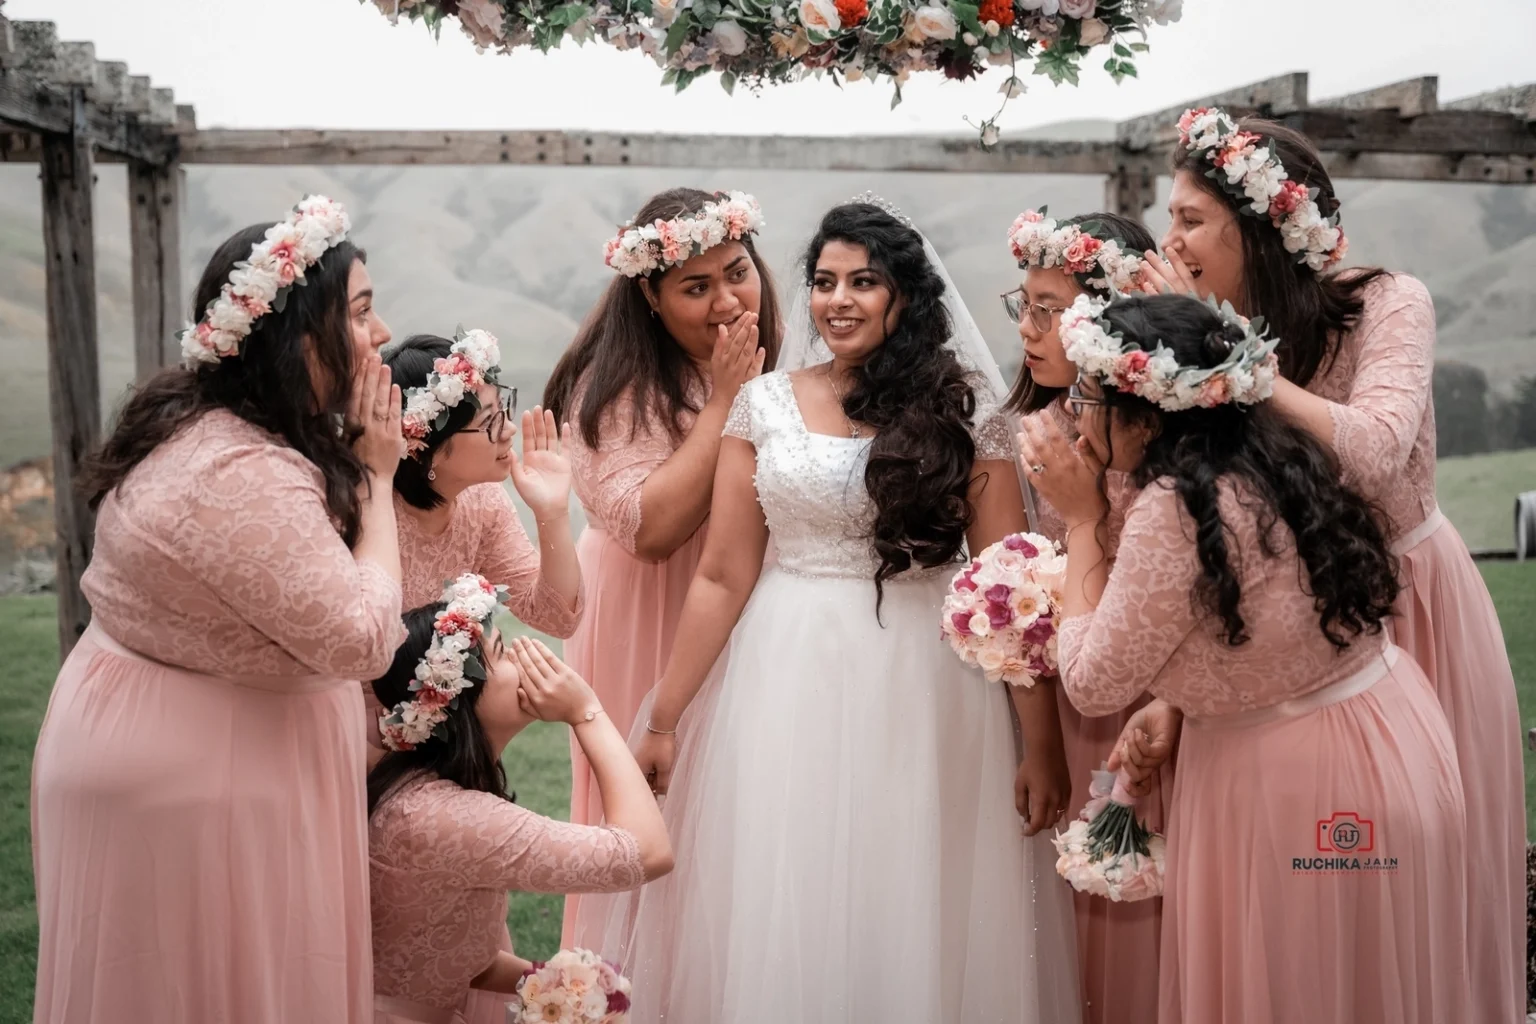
[146,86,175,127]
[40,87,101,658]
[1323,150,1536,184]
[52,40,97,89]
[1117,72,1310,150]
[129,160,184,379]
[182,128,558,164]
[0,17,18,70]
[175,103,196,133]
[1104,155,1159,223]
[11,20,58,78]
[123,74,150,115]
[1445,83,1536,120]
[1318,76,1438,118]
[0,72,177,163]
[1279,107,1536,155]
[93,60,128,109]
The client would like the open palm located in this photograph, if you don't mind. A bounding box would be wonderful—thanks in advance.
[510,407,573,520]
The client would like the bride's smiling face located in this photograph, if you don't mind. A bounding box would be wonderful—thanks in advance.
[809,241,906,364]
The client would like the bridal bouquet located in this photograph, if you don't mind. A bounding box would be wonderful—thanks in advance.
[1053,767,1165,902]
[510,948,632,1024]
[940,531,1066,688]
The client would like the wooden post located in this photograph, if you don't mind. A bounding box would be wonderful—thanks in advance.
[129,159,183,378]
[40,86,99,658]
[1105,153,1159,224]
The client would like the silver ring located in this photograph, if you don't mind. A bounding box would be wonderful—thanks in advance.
[1030,463,1046,474]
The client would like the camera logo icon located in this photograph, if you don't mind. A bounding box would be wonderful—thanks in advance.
[1317,812,1374,854]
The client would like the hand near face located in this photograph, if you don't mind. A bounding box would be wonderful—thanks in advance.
[509,407,573,521]
[1016,413,1107,526]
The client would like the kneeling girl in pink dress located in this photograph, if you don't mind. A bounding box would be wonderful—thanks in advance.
[1019,292,1470,1024]
[368,575,672,1024]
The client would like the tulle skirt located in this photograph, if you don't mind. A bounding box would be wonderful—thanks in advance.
[588,566,1081,1024]
[1159,645,1471,1024]
[1389,511,1525,1023]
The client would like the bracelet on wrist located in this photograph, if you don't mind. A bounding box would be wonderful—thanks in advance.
[645,719,677,736]
[570,707,605,727]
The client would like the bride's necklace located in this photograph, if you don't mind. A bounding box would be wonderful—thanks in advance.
[825,367,862,439]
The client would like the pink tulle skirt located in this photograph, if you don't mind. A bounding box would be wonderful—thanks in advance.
[1389,511,1525,1023]
[1159,645,1471,1023]
[561,523,705,947]
[31,624,373,1023]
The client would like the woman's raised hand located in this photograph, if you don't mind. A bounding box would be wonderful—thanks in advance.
[1137,248,1204,300]
[510,407,573,522]
[510,636,600,727]
[1016,413,1106,527]
[709,311,765,408]
[349,354,404,480]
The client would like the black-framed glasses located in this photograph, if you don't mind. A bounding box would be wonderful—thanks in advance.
[1067,380,1105,417]
[455,385,518,443]
[1001,288,1068,332]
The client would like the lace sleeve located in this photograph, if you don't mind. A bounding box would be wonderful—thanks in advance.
[1324,275,1434,497]
[972,406,1016,461]
[175,444,405,679]
[570,391,677,556]
[723,384,754,443]
[474,485,583,638]
[441,790,646,895]
[1057,482,1200,716]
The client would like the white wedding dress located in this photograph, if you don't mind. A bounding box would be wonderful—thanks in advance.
[585,369,1081,1023]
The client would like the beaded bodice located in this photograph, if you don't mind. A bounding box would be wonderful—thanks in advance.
[723,371,1014,581]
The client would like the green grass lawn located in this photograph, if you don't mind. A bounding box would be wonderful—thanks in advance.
[0,559,1532,1020]
[1437,447,1536,551]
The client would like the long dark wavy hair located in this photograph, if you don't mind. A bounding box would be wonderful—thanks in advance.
[1171,117,1388,388]
[1095,293,1399,648]
[366,603,512,818]
[544,188,783,447]
[1005,210,1158,415]
[82,224,369,544]
[804,203,986,613]
[383,334,484,511]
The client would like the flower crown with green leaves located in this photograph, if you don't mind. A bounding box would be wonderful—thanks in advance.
[1060,292,1279,412]
[400,327,502,457]
[1008,206,1147,294]
[603,190,764,278]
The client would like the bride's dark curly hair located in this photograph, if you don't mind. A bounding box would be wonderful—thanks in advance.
[1094,293,1399,648]
[803,203,984,613]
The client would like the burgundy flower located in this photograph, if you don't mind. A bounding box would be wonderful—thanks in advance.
[1003,534,1040,558]
[951,611,974,636]
[937,47,980,81]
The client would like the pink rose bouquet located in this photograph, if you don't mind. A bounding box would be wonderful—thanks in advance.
[940,531,1067,688]
[1053,767,1166,902]
[511,948,632,1023]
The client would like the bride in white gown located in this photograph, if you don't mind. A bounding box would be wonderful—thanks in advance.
[585,197,1081,1023]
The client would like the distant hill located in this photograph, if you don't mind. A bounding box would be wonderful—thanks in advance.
[3,118,1535,464]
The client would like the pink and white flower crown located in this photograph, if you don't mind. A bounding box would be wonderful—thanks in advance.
[1061,293,1279,412]
[400,327,502,457]
[603,190,764,278]
[179,195,351,367]
[1008,207,1146,293]
[1176,106,1348,272]
[379,573,509,752]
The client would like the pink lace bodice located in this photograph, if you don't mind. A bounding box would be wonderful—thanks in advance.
[396,484,583,635]
[370,775,644,1011]
[1306,273,1438,539]
[1058,479,1385,719]
[82,410,404,679]
[565,377,708,556]
[1025,398,1138,550]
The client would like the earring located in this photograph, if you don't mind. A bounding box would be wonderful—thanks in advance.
[427,469,436,481]
[650,309,658,319]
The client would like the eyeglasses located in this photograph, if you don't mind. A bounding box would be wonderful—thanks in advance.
[455,386,518,444]
[1067,381,1105,417]
[1001,288,1068,332]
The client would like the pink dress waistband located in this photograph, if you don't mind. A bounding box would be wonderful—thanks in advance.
[373,993,463,1024]
[1187,644,1400,730]
[1391,506,1446,556]
[85,621,348,695]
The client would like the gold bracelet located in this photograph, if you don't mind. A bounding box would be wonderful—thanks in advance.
[645,719,677,736]
[572,708,605,726]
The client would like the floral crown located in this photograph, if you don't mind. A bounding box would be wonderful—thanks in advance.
[1176,106,1348,272]
[400,327,503,457]
[379,573,510,752]
[1008,207,1146,293]
[179,195,351,367]
[1060,293,1279,412]
[603,190,764,278]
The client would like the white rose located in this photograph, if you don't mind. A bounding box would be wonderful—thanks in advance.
[984,18,1000,35]
[962,31,978,45]
[1059,0,1095,18]
[431,373,467,406]
[977,647,1007,676]
[798,0,840,34]
[913,5,957,39]
[981,123,1001,147]
[711,19,748,54]
[967,611,992,638]
[1078,16,1108,44]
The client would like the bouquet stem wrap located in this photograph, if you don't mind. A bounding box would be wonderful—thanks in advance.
[1053,766,1166,902]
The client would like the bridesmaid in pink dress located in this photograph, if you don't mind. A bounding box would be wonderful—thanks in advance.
[32,200,405,1024]
[1003,207,1166,1024]
[1020,291,1471,1023]
[1140,107,1524,1023]
[542,189,780,946]
[368,576,672,1024]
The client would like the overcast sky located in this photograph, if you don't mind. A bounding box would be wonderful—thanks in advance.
[8,0,1534,135]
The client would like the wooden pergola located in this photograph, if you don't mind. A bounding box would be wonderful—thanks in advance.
[2,12,1533,657]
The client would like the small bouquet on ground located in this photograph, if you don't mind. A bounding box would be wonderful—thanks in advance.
[510,948,631,1024]
[1053,766,1166,902]
[940,531,1067,688]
